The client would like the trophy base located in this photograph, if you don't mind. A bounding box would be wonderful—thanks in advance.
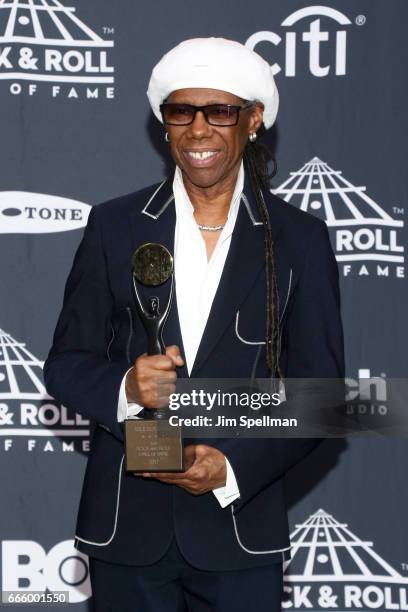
[124,418,184,472]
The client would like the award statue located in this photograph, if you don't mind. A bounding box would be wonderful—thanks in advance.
[124,242,184,473]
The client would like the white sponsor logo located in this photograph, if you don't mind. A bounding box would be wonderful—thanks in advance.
[0,0,114,98]
[0,328,90,453]
[0,191,90,233]
[345,368,388,417]
[273,157,405,279]
[246,6,355,77]
[283,509,408,610]
[1,540,91,603]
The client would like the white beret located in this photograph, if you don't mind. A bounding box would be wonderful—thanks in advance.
[147,37,279,130]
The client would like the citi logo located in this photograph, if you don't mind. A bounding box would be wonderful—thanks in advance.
[0,0,114,98]
[0,327,90,454]
[0,191,90,233]
[246,6,358,78]
[273,157,405,279]
[283,509,408,610]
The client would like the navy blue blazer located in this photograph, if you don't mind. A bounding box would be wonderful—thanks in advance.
[44,171,345,570]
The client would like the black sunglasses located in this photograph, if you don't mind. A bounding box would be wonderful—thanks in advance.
[159,102,254,127]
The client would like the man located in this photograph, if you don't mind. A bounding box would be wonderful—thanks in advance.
[44,38,344,611]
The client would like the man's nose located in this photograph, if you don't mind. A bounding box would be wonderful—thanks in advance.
[189,110,212,138]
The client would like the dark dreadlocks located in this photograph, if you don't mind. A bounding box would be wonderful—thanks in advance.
[243,124,281,377]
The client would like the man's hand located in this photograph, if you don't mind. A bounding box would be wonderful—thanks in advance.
[140,445,227,495]
[125,345,184,408]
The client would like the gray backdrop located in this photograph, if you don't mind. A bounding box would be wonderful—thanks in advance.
[1,1,407,610]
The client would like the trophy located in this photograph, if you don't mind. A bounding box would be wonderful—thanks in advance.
[124,242,184,473]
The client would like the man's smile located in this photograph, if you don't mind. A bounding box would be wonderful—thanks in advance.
[183,149,222,167]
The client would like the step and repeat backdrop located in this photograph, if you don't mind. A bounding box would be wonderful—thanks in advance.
[1,1,407,610]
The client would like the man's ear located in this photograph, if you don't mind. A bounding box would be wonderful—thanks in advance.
[249,102,264,133]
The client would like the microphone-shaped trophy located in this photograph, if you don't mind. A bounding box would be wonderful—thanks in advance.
[124,242,184,472]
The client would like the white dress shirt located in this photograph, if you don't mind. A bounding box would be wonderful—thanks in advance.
[117,162,245,507]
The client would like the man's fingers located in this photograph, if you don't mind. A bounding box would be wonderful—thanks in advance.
[129,346,184,408]
[139,445,227,494]
[145,387,177,409]
[146,446,200,476]
[142,459,204,484]
[165,345,184,367]
[150,355,179,371]
[144,471,190,481]
[136,473,188,484]
[142,473,206,495]
[183,445,198,471]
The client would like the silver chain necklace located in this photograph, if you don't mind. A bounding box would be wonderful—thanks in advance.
[196,223,225,232]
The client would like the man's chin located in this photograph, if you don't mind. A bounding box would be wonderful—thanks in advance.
[181,167,226,190]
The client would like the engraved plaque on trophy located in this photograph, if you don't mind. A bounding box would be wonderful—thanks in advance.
[124,243,184,473]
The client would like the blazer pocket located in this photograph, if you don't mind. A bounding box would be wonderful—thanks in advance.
[75,430,125,547]
[234,268,294,347]
[230,506,291,557]
[235,310,265,345]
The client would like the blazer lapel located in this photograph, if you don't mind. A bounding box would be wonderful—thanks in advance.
[190,177,280,376]
[129,177,189,378]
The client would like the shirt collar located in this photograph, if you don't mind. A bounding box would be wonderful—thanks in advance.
[172,161,244,236]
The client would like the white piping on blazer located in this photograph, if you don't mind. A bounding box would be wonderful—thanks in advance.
[235,268,293,346]
[75,455,124,547]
